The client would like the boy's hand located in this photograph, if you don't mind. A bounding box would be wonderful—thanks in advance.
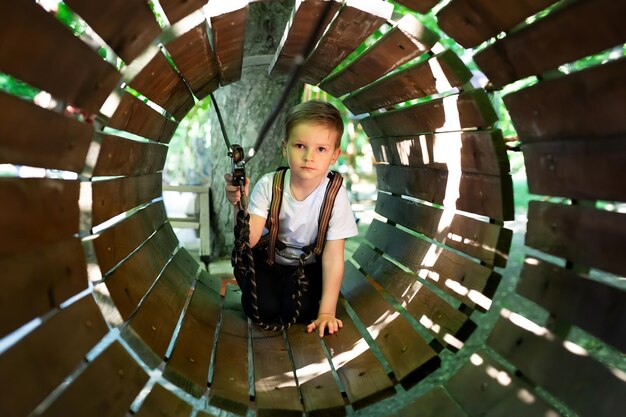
[307,313,343,337]
[224,173,250,206]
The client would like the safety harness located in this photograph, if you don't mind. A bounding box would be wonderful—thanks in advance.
[231,166,343,331]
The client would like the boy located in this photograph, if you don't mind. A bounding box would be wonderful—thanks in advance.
[224,101,358,336]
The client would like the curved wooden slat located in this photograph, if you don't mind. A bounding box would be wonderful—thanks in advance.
[160,0,209,25]
[375,192,511,267]
[446,349,560,417]
[94,134,168,177]
[300,0,393,85]
[270,0,341,76]
[0,237,86,338]
[474,0,626,88]
[287,327,345,415]
[64,0,161,63]
[365,219,500,310]
[360,90,498,138]
[134,384,193,417]
[0,92,93,172]
[252,327,302,416]
[0,178,79,255]
[209,1,249,86]
[108,92,179,143]
[129,52,195,121]
[504,57,626,142]
[526,201,626,277]
[319,13,438,97]
[0,296,108,417]
[40,341,149,417]
[103,223,178,319]
[518,257,626,352]
[487,316,625,417]
[344,50,472,115]
[163,275,220,397]
[397,387,467,417]
[437,0,557,48]
[166,23,219,100]
[370,130,509,176]
[342,262,440,387]
[0,1,120,113]
[92,173,162,227]
[376,164,513,221]
[126,248,197,360]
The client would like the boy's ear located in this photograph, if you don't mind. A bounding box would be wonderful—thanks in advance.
[281,140,287,156]
[331,147,341,164]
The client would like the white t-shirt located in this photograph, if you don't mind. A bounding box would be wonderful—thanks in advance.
[248,169,359,265]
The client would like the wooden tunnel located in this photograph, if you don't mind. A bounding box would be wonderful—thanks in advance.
[1,0,625,416]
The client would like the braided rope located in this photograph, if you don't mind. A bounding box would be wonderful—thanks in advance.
[231,185,309,331]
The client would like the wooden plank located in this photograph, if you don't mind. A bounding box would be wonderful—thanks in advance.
[526,201,626,277]
[0,92,93,172]
[370,130,509,176]
[0,178,79,255]
[129,52,195,121]
[397,387,467,417]
[474,0,626,88]
[344,50,472,115]
[488,316,626,417]
[269,0,342,76]
[341,262,440,387]
[522,137,626,202]
[64,0,161,63]
[94,201,167,274]
[92,172,162,226]
[40,341,149,417]
[353,244,474,345]
[518,257,626,352]
[287,326,345,416]
[0,1,121,113]
[323,302,394,408]
[0,296,108,417]
[163,277,221,397]
[360,89,497,137]
[503,57,626,142]
[134,384,193,417]
[160,0,209,24]
[446,349,559,417]
[376,164,514,221]
[108,92,179,143]
[318,13,437,97]
[104,223,178,319]
[209,290,249,415]
[0,237,86,338]
[300,0,393,85]
[126,249,197,359]
[437,0,557,48]
[166,23,220,100]
[251,327,302,416]
[365,219,500,310]
[394,0,440,14]
[375,192,512,267]
[209,1,249,85]
[94,134,168,177]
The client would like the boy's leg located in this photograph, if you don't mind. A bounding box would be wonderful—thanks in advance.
[281,260,323,324]
[241,250,283,323]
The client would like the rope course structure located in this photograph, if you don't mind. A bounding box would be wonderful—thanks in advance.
[0,0,625,416]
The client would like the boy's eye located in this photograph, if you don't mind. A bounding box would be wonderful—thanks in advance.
[318,147,327,153]
[294,143,304,149]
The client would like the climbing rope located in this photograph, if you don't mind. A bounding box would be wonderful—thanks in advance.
[212,1,336,330]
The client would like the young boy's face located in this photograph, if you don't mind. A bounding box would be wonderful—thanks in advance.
[282,121,340,182]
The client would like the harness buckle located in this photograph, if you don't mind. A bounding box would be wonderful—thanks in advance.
[229,144,246,187]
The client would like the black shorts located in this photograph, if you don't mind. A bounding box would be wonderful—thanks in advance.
[237,245,323,325]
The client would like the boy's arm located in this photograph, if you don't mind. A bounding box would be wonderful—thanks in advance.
[224,173,265,248]
[307,239,345,337]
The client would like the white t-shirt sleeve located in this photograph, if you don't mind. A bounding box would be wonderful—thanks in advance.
[326,184,359,241]
[247,173,273,219]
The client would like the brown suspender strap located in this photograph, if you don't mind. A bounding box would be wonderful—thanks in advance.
[266,168,287,266]
[313,171,343,256]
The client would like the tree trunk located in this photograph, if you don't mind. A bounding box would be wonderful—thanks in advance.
[207,2,303,257]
